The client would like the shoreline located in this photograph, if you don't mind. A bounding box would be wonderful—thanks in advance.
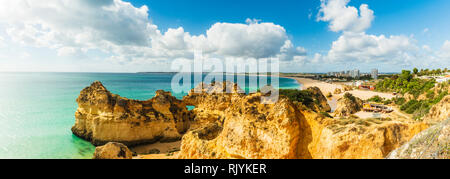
[285,76,396,100]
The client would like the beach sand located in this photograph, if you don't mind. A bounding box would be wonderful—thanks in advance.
[131,141,180,159]
[291,77,395,100]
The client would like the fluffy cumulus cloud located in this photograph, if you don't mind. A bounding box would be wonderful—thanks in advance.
[327,33,417,63]
[317,0,374,33]
[0,0,156,51]
[439,40,450,59]
[0,35,4,47]
[204,21,290,58]
[315,0,421,67]
[0,0,306,67]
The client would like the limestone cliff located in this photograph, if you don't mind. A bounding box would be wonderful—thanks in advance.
[334,88,342,94]
[93,142,133,159]
[178,82,303,159]
[387,119,449,159]
[178,92,302,159]
[305,87,331,112]
[80,81,432,159]
[72,81,191,146]
[333,93,363,117]
[176,83,428,159]
[299,112,429,159]
[423,95,450,124]
[182,81,245,130]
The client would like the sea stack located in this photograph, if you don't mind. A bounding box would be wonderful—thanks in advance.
[71,81,191,146]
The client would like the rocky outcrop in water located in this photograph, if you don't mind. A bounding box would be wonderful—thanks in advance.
[72,81,191,146]
[387,119,449,159]
[93,142,133,159]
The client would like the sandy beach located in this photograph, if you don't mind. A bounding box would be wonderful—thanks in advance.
[131,141,181,159]
[291,77,395,100]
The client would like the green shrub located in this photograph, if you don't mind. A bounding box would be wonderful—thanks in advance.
[279,89,314,105]
[368,95,383,103]
[320,112,333,118]
[343,92,356,102]
[394,97,406,105]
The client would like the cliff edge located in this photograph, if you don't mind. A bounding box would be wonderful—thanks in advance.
[72,81,191,146]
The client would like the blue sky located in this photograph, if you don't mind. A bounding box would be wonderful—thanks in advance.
[0,0,449,73]
[130,0,450,53]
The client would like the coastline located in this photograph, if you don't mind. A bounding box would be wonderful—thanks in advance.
[285,76,396,100]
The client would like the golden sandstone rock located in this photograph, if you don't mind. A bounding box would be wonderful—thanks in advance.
[300,113,428,159]
[177,82,428,159]
[178,93,302,159]
[78,81,432,159]
[93,142,133,159]
[305,87,332,112]
[387,119,449,159]
[334,88,342,94]
[423,95,450,124]
[333,93,363,117]
[72,81,191,146]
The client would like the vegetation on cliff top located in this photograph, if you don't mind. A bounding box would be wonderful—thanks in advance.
[375,69,449,121]
[413,68,448,76]
[376,70,436,97]
[279,89,315,106]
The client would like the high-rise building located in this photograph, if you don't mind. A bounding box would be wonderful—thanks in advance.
[371,69,378,80]
[351,69,360,78]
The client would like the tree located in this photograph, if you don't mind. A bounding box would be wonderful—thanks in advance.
[413,68,419,74]
[401,70,413,82]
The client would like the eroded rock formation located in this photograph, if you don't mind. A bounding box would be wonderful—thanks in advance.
[334,88,342,94]
[176,82,428,159]
[93,142,133,159]
[387,119,449,159]
[305,87,332,112]
[299,113,429,159]
[423,95,450,124]
[78,81,432,159]
[72,81,191,146]
[178,88,302,159]
[333,93,363,117]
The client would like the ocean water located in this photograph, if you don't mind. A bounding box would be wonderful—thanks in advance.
[0,72,300,159]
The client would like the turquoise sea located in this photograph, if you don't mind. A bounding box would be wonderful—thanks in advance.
[0,72,300,159]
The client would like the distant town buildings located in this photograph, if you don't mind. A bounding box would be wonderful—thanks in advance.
[371,69,378,80]
[327,69,361,78]
[351,69,360,79]
[326,69,379,80]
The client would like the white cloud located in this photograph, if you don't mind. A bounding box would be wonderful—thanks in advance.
[423,28,429,33]
[0,36,4,48]
[314,0,420,67]
[0,0,156,50]
[204,22,294,58]
[327,32,417,63]
[277,40,307,61]
[317,0,374,33]
[438,40,450,59]
[0,0,306,68]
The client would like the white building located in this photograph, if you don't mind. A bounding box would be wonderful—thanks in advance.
[351,69,360,78]
[371,69,378,80]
